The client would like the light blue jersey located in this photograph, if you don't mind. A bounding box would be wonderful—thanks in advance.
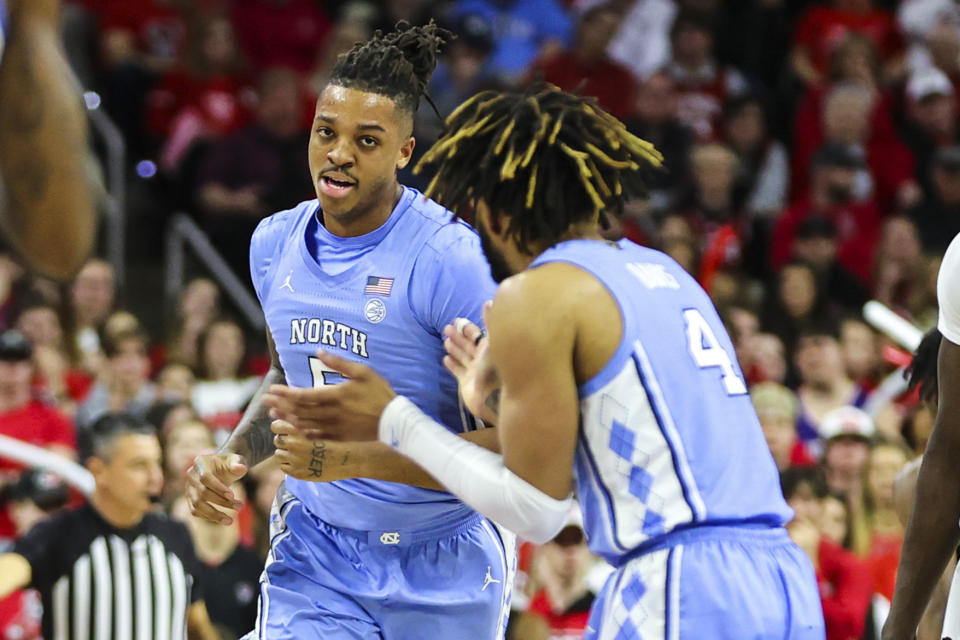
[531,239,823,639]
[250,186,495,531]
[247,187,516,639]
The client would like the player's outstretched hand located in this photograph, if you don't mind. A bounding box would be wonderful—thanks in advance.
[262,350,396,441]
[186,453,247,525]
[442,312,500,425]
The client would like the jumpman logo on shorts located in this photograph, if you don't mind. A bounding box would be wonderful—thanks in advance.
[481,566,500,591]
[280,271,295,293]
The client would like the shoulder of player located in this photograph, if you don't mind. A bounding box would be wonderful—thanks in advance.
[251,200,317,244]
[490,264,596,331]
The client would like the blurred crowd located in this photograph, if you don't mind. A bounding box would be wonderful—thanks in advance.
[2,0,960,638]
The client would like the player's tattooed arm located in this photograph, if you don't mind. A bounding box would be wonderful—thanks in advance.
[220,329,284,466]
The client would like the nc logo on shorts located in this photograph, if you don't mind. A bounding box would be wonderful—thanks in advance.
[379,532,400,545]
[364,299,387,324]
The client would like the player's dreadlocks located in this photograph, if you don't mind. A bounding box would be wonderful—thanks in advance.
[415,84,664,251]
[905,327,943,405]
[329,21,451,115]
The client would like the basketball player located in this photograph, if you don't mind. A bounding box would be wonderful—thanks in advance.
[305,86,826,638]
[185,23,515,639]
[884,231,960,640]
[0,0,101,279]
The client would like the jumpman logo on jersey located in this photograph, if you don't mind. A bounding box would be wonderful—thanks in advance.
[481,566,500,591]
[280,271,295,293]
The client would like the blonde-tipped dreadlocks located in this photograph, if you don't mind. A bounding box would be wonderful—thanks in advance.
[415,84,663,251]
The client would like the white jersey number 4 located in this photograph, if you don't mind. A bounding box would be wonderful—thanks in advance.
[683,308,747,396]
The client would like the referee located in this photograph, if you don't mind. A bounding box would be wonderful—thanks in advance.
[0,413,218,640]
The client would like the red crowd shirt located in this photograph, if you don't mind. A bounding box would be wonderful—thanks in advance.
[793,6,904,74]
[817,538,873,640]
[148,70,256,138]
[0,590,41,640]
[0,402,76,538]
[98,1,188,65]
[232,0,332,73]
[531,52,638,120]
[528,589,594,640]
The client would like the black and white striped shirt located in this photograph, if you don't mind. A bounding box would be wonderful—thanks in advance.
[14,504,202,640]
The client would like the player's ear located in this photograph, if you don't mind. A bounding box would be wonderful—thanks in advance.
[396,136,416,170]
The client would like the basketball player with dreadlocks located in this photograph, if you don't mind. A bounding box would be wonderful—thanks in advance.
[306,85,825,638]
[184,23,514,640]
[884,232,960,640]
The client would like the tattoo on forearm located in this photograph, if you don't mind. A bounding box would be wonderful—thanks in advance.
[222,369,283,465]
[485,389,501,415]
[341,453,349,466]
[309,441,327,478]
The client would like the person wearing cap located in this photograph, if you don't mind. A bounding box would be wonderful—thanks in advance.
[908,144,960,255]
[751,382,816,471]
[0,330,75,546]
[820,405,876,553]
[772,141,882,284]
[0,413,219,640]
[901,66,959,193]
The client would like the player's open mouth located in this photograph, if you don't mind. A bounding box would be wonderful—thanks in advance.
[320,175,356,198]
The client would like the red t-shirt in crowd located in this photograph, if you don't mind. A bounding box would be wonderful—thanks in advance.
[232,0,332,73]
[0,590,41,640]
[528,589,595,640]
[817,537,873,640]
[148,70,256,138]
[98,1,188,65]
[793,6,904,74]
[771,197,881,285]
[0,402,76,538]
[868,532,902,602]
[531,52,637,120]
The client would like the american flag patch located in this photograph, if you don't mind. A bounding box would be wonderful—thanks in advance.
[365,276,394,296]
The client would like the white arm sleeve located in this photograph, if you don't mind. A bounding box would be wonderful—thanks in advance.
[379,396,572,544]
[938,234,960,345]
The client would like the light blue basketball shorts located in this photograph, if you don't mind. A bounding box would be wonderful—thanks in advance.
[243,482,516,639]
[585,525,826,639]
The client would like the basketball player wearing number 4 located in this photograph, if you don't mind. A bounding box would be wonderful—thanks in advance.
[305,86,825,639]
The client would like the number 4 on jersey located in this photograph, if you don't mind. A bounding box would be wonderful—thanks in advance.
[683,308,747,396]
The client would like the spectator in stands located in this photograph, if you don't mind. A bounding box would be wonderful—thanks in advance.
[148,13,256,173]
[821,491,855,549]
[0,331,75,546]
[820,406,876,549]
[529,4,637,120]
[772,143,882,285]
[157,364,197,403]
[679,143,746,289]
[761,261,830,358]
[513,509,602,640]
[909,145,960,255]
[840,317,883,390]
[790,0,905,87]
[197,68,313,273]
[751,382,814,471]
[97,0,190,153]
[897,0,960,76]
[794,328,872,448]
[782,466,873,640]
[573,0,677,83]
[665,10,748,142]
[191,318,259,436]
[163,419,216,505]
[864,440,911,601]
[146,399,197,441]
[231,0,332,74]
[164,278,221,371]
[789,217,870,314]
[0,470,69,640]
[75,328,157,430]
[744,333,790,386]
[452,0,573,83]
[721,94,789,221]
[170,496,262,638]
[624,71,694,215]
[872,216,928,314]
[900,67,959,198]
[65,259,116,375]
